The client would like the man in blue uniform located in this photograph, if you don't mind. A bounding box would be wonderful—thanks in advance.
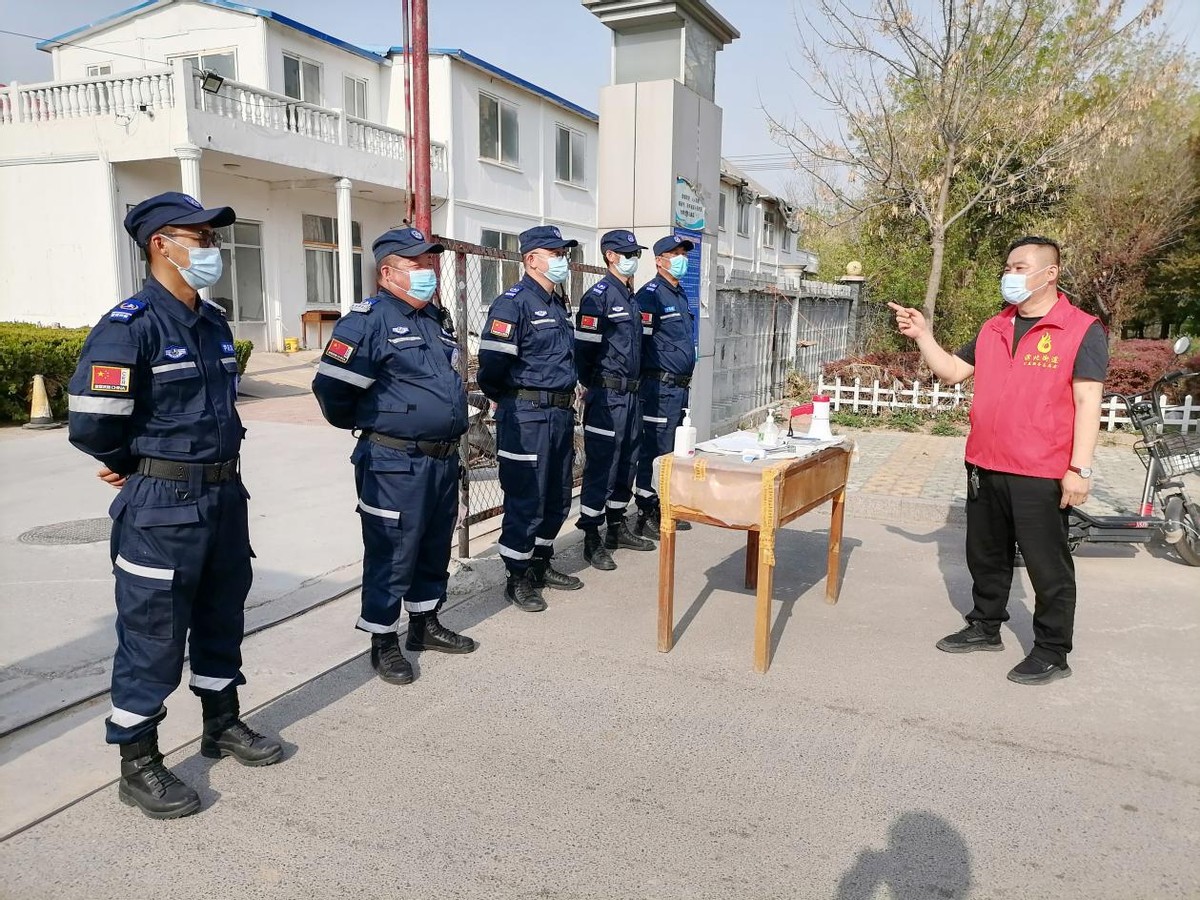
[574,230,657,569]
[478,225,584,611]
[634,235,696,538]
[312,227,477,684]
[68,192,281,820]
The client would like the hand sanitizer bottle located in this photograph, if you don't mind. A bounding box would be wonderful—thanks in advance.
[673,408,697,458]
[758,408,780,448]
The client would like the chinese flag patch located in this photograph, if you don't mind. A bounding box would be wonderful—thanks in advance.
[90,365,131,393]
[580,315,599,330]
[641,311,653,325]
[489,320,514,339]
[325,338,355,363]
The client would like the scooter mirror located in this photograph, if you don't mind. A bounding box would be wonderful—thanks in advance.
[1172,336,1191,356]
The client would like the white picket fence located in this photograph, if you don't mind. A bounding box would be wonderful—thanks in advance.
[814,375,1199,433]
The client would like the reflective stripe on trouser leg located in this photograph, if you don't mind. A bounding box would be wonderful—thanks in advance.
[535,406,576,556]
[496,398,552,574]
[577,387,637,529]
[188,480,252,696]
[353,448,455,633]
[636,382,688,510]
[107,477,240,744]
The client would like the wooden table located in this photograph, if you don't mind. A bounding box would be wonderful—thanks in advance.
[656,444,852,673]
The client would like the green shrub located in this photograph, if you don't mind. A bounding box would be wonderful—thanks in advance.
[234,340,253,375]
[0,323,91,423]
[831,410,868,429]
[886,408,923,432]
[930,419,963,436]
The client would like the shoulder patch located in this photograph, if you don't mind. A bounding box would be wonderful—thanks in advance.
[579,315,599,331]
[641,311,653,325]
[490,320,515,339]
[590,284,605,294]
[646,282,659,292]
[325,338,355,363]
[108,297,147,323]
[504,285,522,298]
[351,297,378,313]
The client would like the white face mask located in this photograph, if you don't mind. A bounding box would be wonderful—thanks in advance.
[1000,264,1051,305]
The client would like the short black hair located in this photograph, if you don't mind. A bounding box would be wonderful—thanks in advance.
[1007,235,1060,266]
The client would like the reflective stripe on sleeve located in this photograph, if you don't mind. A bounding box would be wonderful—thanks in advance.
[574,331,603,343]
[479,339,519,356]
[316,361,376,388]
[68,394,135,415]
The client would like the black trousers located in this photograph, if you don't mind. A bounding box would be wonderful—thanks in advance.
[964,464,1076,664]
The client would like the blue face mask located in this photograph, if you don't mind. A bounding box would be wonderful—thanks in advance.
[406,269,438,302]
[545,256,570,285]
[668,255,689,279]
[163,235,223,290]
[615,255,639,277]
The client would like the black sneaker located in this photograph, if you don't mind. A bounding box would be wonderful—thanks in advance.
[936,623,1003,653]
[370,633,415,684]
[1007,655,1071,685]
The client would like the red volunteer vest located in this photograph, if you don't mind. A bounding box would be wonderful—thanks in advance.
[964,294,1097,479]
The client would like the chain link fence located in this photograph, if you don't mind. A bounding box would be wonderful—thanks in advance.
[437,237,607,553]
[711,272,855,435]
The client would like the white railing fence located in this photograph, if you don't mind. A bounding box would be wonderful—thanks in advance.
[815,374,1199,433]
[1,69,176,123]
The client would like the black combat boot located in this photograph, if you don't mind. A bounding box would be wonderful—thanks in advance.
[504,571,548,612]
[529,556,583,590]
[606,516,655,552]
[634,506,661,539]
[583,527,617,570]
[406,612,478,653]
[200,688,283,766]
[370,632,415,684]
[118,731,201,820]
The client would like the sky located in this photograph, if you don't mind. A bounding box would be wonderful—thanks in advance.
[2,0,1198,197]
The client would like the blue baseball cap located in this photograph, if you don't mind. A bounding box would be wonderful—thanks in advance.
[123,192,236,247]
[519,225,578,255]
[372,227,444,262]
[654,235,695,256]
[600,229,646,254]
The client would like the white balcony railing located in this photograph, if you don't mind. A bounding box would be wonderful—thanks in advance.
[0,68,446,172]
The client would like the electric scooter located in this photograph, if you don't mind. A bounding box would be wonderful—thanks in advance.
[1068,337,1200,566]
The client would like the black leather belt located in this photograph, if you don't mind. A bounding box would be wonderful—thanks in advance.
[363,431,460,460]
[645,370,692,388]
[137,457,239,483]
[592,374,640,393]
[513,389,574,409]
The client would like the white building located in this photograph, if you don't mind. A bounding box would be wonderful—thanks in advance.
[715,159,818,287]
[0,0,600,351]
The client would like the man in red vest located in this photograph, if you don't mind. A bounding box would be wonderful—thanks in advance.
[890,236,1108,684]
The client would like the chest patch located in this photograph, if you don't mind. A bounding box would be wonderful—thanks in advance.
[534,309,548,317]
[392,326,410,336]
[1037,333,1053,353]
[325,338,355,363]
[490,320,515,339]
[163,345,188,361]
[91,365,131,393]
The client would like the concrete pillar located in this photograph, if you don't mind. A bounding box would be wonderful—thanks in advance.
[335,177,355,315]
[585,0,738,440]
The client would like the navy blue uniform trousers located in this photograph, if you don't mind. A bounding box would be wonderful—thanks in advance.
[106,472,252,744]
[352,439,459,631]
[578,387,639,528]
[495,396,575,573]
[635,381,688,512]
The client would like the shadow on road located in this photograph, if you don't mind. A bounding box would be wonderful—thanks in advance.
[836,810,972,900]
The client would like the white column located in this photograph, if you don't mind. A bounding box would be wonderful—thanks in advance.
[335,178,355,315]
[174,143,202,200]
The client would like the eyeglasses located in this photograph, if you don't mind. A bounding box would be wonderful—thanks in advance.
[161,230,223,248]
[620,250,642,259]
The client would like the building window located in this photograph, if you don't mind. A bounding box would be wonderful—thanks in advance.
[479,229,520,303]
[172,51,237,79]
[343,75,368,118]
[555,125,585,185]
[719,193,727,231]
[737,197,751,237]
[763,210,776,249]
[283,53,322,103]
[479,93,519,165]
[86,63,113,77]
[212,222,266,324]
[303,214,363,306]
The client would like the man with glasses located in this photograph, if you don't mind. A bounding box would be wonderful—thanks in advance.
[68,192,281,820]
[478,225,583,611]
[633,235,696,538]
[313,227,477,683]
[573,230,656,570]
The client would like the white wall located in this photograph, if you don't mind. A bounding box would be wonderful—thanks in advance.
[262,23,387,120]
[49,3,267,85]
[0,159,121,325]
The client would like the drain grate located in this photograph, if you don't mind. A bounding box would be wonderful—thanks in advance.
[18,518,112,546]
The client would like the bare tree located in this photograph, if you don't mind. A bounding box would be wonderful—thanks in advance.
[770,0,1171,326]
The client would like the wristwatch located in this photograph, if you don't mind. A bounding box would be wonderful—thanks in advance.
[1068,465,1093,478]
